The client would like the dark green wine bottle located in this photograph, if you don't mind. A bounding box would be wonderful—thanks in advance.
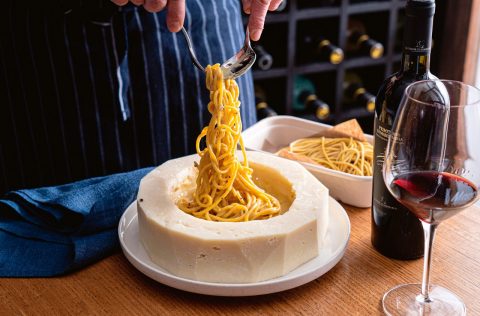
[371,0,437,260]
[343,72,376,112]
[303,35,344,65]
[347,19,384,59]
[293,76,330,120]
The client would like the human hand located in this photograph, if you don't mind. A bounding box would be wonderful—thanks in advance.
[242,0,284,41]
[110,0,185,32]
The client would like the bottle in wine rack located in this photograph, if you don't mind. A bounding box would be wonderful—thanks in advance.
[293,76,330,120]
[347,19,384,59]
[318,0,338,7]
[253,45,273,71]
[303,35,344,64]
[255,85,278,120]
[256,103,277,120]
[343,72,375,113]
[371,0,437,260]
[275,0,287,12]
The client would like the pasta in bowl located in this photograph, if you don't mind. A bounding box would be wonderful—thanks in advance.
[284,136,373,177]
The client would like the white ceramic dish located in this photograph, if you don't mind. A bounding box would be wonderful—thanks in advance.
[242,115,373,208]
[118,197,350,297]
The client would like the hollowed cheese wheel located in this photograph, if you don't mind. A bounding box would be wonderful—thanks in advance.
[137,151,329,283]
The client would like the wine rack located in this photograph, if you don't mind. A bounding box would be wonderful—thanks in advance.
[248,0,408,133]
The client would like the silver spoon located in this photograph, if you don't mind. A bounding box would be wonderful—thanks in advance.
[181,27,256,80]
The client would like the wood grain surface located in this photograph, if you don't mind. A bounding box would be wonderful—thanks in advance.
[1,204,479,316]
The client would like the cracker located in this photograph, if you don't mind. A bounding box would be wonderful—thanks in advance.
[276,148,317,164]
[313,119,367,142]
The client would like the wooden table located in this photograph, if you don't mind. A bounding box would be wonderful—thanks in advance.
[2,204,479,315]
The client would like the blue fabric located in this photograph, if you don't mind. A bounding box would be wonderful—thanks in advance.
[0,167,152,277]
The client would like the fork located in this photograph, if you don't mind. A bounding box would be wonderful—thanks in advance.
[181,27,256,80]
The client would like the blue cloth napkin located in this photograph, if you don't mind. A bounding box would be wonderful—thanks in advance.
[0,167,153,277]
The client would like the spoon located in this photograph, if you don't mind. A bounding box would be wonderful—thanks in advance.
[181,27,256,80]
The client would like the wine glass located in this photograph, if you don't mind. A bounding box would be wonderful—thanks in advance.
[382,80,480,315]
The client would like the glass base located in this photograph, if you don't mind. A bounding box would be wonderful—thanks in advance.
[382,283,466,316]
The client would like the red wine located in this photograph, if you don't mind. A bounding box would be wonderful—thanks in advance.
[390,171,478,224]
[371,0,436,260]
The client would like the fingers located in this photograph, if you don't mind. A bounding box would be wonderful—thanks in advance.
[248,0,270,41]
[144,0,167,12]
[130,0,145,6]
[268,0,283,11]
[111,0,129,6]
[111,0,166,13]
[166,0,185,32]
[111,0,183,32]
[242,0,252,14]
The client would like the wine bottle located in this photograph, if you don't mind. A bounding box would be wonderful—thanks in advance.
[347,19,384,59]
[343,72,375,112]
[371,0,436,260]
[255,85,277,120]
[303,35,344,64]
[254,45,273,71]
[293,76,330,120]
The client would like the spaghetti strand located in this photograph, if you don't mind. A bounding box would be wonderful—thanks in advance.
[178,64,281,222]
[289,137,373,176]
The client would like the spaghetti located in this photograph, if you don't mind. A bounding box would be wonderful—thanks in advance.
[178,64,281,222]
[289,137,373,176]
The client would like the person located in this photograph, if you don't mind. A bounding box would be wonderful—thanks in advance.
[111,0,282,41]
[0,0,282,194]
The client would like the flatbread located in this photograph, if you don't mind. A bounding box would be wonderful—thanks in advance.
[275,119,367,165]
[312,119,366,142]
[276,148,317,164]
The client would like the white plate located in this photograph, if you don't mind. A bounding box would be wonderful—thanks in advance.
[118,197,350,296]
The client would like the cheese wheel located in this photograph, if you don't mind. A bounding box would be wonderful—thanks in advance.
[137,151,329,283]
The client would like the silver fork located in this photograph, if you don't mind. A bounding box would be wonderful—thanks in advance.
[181,27,256,80]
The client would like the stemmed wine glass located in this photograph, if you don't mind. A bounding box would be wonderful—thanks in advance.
[382,80,480,315]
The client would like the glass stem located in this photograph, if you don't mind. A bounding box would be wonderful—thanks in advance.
[420,221,439,303]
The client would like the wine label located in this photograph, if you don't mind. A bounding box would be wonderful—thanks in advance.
[374,121,403,144]
[372,117,403,211]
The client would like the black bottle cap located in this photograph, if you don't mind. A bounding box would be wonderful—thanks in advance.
[254,46,273,70]
[403,0,435,53]
[305,95,330,119]
[318,45,344,64]
[406,0,435,14]
[357,92,376,112]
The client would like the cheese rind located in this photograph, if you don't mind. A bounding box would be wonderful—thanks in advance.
[137,151,329,283]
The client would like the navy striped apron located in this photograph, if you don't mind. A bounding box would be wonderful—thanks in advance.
[0,0,256,193]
